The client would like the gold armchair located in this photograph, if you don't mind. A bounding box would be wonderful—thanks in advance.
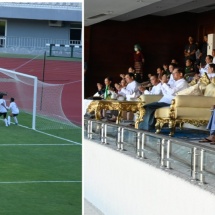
[154,73,215,136]
[155,95,215,136]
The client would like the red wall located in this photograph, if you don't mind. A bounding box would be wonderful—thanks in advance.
[84,11,215,97]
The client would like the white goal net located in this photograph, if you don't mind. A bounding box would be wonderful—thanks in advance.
[0,68,78,130]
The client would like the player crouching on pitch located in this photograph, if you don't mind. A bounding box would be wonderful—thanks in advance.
[7,97,19,126]
[0,94,8,126]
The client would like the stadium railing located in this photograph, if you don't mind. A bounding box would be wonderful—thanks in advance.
[84,118,215,191]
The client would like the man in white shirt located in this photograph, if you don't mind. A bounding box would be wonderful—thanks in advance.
[167,63,176,88]
[139,67,189,131]
[207,63,215,79]
[114,73,140,122]
[139,74,162,95]
[115,73,140,99]
[199,55,213,76]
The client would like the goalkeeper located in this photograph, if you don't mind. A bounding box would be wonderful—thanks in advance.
[0,94,8,126]
[7,97,19,125]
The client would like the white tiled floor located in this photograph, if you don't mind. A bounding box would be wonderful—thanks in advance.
[84,199,104,215]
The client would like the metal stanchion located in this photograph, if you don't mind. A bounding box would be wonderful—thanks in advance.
[136,132,141,158]
[101,123,105,144]
[191,147,198,181]
[104,124,107,144]
[199,149,205,185]
[160,139,165,168]
[141,133,146,159]
[117,127,121,150]
[120,128,124,151]
[87,120,90,139]
[166,140,171,169]
[87,120,93,139]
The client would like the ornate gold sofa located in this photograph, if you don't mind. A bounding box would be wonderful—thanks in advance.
[154,74,215,136]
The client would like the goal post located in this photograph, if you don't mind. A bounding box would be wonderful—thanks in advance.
[32,76,38,130]
[0,68,38,129]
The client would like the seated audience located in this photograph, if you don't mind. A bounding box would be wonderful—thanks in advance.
[139,67,189,131]
[199,55,213,76]
[171,59,178,65]
[138,74,162,95]
[120,67,135,80]
[96,76,114,99]
[167,63,177,87]
[128,67,135,73]
[117,78,134,121]
[115,73,140,99]
[184,59,195,82]
[141,73,152,88]
[163,63,170,77]
[96,82,104,96]
[185,59,194,74]
[156,67,164,80]
[117,79,127,97]
[95,77,115,119]
[207,63,215,79]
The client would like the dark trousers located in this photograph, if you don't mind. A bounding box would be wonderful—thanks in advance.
[207,110,215,135]
[139,102,170,131]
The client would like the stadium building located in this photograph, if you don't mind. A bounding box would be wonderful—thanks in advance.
[0,2,82,57]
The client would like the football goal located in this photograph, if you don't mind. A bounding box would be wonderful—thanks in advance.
[0,68,78,130]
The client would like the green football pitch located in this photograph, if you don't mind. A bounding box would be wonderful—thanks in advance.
[0,114,82,214]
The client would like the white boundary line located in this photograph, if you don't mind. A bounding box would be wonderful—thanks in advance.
[18,124,82,145]
[36,129,82,145]
[0,180,82,184]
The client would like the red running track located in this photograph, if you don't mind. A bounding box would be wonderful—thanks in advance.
[0,57,82,126]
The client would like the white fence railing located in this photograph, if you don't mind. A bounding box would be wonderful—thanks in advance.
[0,36,82,48]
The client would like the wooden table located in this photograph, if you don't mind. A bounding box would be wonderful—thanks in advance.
[86,100,145,129]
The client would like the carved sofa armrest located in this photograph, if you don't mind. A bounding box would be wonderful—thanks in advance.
[138,95,162,105]
[155,95,215,136]
[172,95,215,123]
[174,95,215,108]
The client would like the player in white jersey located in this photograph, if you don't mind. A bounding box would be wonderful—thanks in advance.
[7,97,19,125]
[0,94,8,126]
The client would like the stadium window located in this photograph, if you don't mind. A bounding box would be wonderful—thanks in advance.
[0,20,6,47]
[70,22,82,44]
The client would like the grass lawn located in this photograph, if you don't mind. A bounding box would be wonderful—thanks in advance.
[0,118,82,214]
[6,111,82,144]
